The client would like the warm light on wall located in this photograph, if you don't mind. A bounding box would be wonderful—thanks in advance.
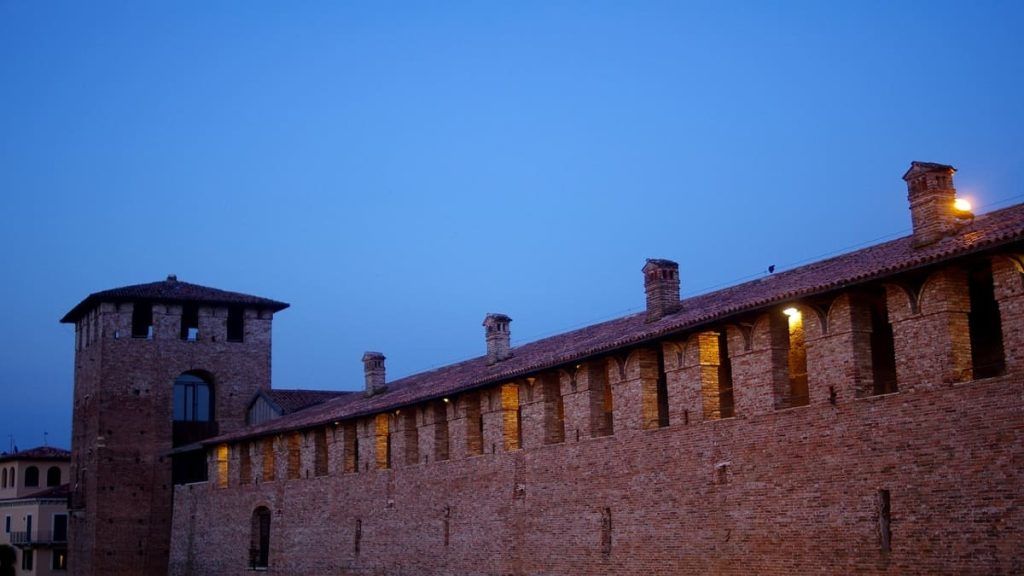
[783,307,801,319]
[954,198,973,213]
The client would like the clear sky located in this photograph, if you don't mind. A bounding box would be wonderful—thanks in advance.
[1,1,1022,450]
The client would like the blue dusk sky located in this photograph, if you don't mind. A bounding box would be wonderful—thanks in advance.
[1,2,1022,450]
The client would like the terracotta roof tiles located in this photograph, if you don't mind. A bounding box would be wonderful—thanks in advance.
[207,202,1024,445]
[60,276,289,323]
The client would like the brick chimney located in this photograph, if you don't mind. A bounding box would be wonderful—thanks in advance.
[483,313,512,365]
[362,351,387,397]
[643,259,680,322]
[903,161,959,248]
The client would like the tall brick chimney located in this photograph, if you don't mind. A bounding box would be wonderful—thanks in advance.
[362,351,387,397]
[483,313,512,365]
[903,161,959,248]
[643,258,681,322]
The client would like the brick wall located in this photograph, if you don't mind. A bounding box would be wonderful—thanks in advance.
[165,257,1024,575]
[69,302,276,576]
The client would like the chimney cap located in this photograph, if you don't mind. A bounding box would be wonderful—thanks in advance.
[166,274,178,282]
[903,161,956,181]
[643,258,678,271]
[362,351,385,361]
[482,313,512,326]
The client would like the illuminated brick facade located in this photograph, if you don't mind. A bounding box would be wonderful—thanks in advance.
[67,162,1024,575]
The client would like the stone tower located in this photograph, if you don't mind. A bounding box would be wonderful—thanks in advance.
[60,276,288,576]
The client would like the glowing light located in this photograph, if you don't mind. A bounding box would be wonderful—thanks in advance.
[783,307,800,318]
[442,397,450,403]
[954,198,972,213]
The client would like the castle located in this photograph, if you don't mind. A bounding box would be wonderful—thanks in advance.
[63,162,1024,575]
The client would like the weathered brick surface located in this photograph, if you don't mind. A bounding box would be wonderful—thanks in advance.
[68,300,276,576]
[170,372,1024,576]
[165,255,1024,575]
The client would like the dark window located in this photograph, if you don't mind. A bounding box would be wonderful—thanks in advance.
[542,374,565,444]
[878,489,892,552]
[968,261,1006,379]
[238,442,252,485]
[4,515,9,533]
[180,304,199,341]
[46,466,61,487]
[433,402,449,461]
[402,411,418,466]
[227,306,244,343]
[52,514,67,542]
[171,449,208,485]
[344,423,359,473]
[131,302,153,339]
[314,429,329,476]
[52,548,67,570]
[717,330,735,418]
[24,466,39,488]
[173,374,213,422]
[655,349,670,427]
[2,468,6,488]
[464,392,484,456]
[286,434,301,479]
[250,507,270,569]
[21,549,32,571]
[870,295,898,395]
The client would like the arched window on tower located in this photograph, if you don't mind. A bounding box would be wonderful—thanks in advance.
[250,507,271,569]
[24,466,39,488]
[2,467,6,488]
[46,467,61,487]
[172,372,217,447]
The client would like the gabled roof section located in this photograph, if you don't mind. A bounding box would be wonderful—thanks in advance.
[0,446,70,463]
[251,389,353,416]
[61,275,290,323]
[207,202,1024,445]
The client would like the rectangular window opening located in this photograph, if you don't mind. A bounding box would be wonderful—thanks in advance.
[286,433,301,479]
[344,422,359,473]
[775,309,809,409]
[501,384,521,451]
[375,414,390,470]
[215,444,229,488]
[314,428,329,476]
[464,393,483,456]
[261,439,276,482]
[968,261,1006,379]
[402,411,419,466]
[543,374,566,444]
[131,302,153,339]
[239,442,252,485]
[878,489,892,552]
[717,330,735,417]
[655,349,670,427]
[869,293,898,395]
[433,402,449,461]
[227,306,245,343]
[180,304,199,341]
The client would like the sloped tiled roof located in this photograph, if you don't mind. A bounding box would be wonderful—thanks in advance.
[0,446,71,463]
[208,202,1024,445]
[60,276,289,323]
[21,483,71,500]
[254,389,353,415]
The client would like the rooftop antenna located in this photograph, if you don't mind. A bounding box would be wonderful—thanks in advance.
[7,435,14,454]
[43,431,49,447]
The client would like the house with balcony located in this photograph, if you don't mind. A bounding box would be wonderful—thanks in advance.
[0,447,70,575]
